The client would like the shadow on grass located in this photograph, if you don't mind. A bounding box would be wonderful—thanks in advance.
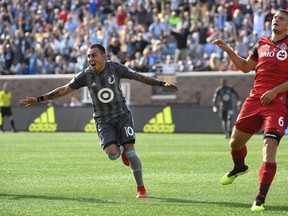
[149,196,288,211]
[0,193,115,204]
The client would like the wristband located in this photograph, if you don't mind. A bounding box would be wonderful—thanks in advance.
[159,81,167,87]
[37,96,45,103]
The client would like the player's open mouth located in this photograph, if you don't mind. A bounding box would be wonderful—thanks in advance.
[90,63,96,66]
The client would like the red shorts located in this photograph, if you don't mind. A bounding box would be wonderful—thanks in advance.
[235,97,287,136]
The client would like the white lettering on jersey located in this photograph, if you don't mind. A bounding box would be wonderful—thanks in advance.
[260,52,275,58]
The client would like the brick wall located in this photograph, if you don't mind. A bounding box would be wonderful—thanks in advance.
[0,72,254,107]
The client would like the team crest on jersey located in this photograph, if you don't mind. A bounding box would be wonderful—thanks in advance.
[108,75,115,84]
[280,43,287,50]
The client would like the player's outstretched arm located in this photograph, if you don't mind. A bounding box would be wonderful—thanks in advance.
[133,73,179,91]
[20,84,75,106]
[211,39,257,73]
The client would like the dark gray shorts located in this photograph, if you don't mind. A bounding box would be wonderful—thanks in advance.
[95,111,136,149]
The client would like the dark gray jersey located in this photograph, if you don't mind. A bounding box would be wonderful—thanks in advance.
[214,86,237,111]
[68,61,138,122]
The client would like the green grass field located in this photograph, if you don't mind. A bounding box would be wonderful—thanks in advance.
[1,132,288,216]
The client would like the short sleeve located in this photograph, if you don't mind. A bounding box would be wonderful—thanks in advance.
[68,70,87,90]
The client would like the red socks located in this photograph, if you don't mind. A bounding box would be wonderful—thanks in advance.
[257,161,276,198]
[231,145,247,168]
[231,146,276,199]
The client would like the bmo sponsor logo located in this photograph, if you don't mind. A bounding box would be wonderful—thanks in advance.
[260,52,275,58]
[260,50,287,61]
[276,50,287,61]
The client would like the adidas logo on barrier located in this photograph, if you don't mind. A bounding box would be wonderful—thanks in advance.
[84,118,96,132]
[143,106,175,133]
[29,106,57,132]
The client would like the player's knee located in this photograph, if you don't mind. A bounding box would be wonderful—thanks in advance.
[105,146,121,160]
[125,150,142,171]
[108,151,120,160]
[229,138,243,150]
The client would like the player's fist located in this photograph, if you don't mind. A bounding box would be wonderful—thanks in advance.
[20,97,38,106]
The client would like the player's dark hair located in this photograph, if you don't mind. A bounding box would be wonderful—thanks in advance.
[279,9,288,17]
[89,43,106,54]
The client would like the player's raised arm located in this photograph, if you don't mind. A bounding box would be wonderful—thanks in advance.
[211,39,257,73]
[132,73,179,91]
[20,84,75,106]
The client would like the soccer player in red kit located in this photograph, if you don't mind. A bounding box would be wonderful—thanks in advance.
[211,9,288,212]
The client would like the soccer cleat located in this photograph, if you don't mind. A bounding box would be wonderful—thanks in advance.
[136,187,147,198]
[221,165,250,185]
[251,196,265,212]
[119,146,129,166]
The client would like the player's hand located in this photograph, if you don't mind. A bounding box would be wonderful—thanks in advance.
[212,106,218,113]
[164,82,179,91]
[260,90,277,106]
[211,39,232,53]
[20,97,38,106]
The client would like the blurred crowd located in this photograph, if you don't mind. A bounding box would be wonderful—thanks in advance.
[0,0,287,75]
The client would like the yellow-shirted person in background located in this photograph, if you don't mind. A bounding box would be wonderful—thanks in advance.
[0,82,17,132]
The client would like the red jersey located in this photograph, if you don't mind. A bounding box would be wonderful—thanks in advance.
[249,36,288,104]
[115,12,127,26]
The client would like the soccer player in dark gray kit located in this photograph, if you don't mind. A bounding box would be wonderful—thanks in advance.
[212,78,241,138]
[20,43,179,198]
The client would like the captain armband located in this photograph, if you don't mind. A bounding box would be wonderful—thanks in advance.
[159,81,167,87]
[37,96,45,103]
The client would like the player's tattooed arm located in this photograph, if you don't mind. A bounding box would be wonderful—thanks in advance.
[133,73,179,90]
[45,84,75,100]
[133,73,162,86]
[20,84,75,106]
